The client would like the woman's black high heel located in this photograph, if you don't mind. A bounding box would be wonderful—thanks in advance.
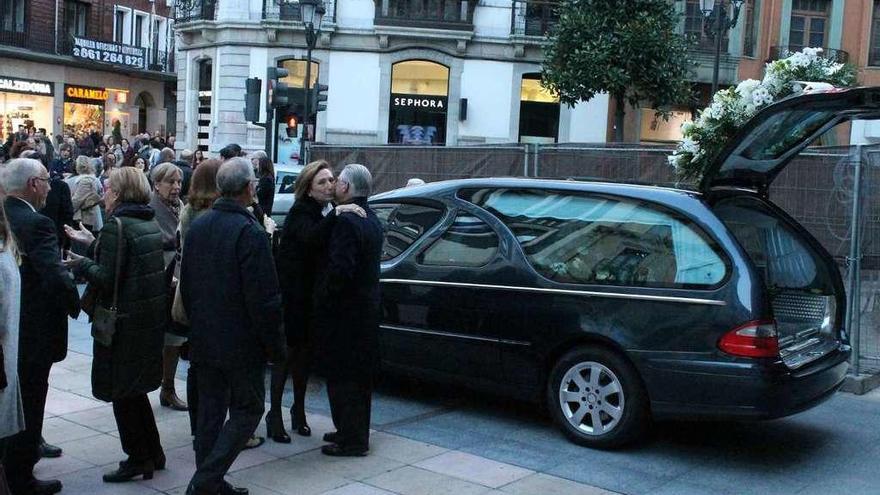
[291,409,311,437]
[102,459,155,483]
[265,411,291,443]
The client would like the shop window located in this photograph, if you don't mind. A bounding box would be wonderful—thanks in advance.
[870,1,880,66]
[389,60,449,145]
[64,0,89,37]
[1,0,26,33]
[518,74,558,144]
[789,0,830,51]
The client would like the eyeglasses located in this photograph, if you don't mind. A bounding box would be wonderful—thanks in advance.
[32,176,49,183]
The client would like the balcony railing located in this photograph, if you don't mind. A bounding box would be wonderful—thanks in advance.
[511,0,559,37]
[147,50,175,73]
[262,0,336,24]
[374,0,476,30]
[768,45,849,64]
[0,28,28,48]
[175,0,217,24]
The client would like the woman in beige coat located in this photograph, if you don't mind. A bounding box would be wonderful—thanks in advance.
[70,157,103,232]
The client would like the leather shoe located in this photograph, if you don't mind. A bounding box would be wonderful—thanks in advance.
[321,444,368,457]
[322,431,339,443]
[220,481,249,495]
[102,459,155,482]
[29,478,63,495]
[38,438,62,458]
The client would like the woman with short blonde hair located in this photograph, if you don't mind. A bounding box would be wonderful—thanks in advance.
[63,166,167,482]
[71,156,103,232]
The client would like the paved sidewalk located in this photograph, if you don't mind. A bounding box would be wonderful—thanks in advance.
[37,318,615,495]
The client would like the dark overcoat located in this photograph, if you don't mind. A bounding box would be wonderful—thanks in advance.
[79,204,167,401]
[180,198,286,369]
[313,198,383,381]
[276,196,336,347]
[3,196,80,365]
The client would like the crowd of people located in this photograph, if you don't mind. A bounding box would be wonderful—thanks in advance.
[0,136,384,495]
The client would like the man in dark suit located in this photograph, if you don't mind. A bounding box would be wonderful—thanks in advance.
[315,164,384,457]
[1,158,80,495]
[180,157,285,495]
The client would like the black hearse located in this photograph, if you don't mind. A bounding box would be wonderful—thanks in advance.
[369,87,876,448]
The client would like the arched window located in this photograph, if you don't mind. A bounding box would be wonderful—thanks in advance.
[518,73,559,144]
[134,91,155,137]
[389,60,449,145]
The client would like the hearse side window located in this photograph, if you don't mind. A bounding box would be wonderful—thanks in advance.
[460,188,727,288]
[374,203,444,261]
[417,213,499,268]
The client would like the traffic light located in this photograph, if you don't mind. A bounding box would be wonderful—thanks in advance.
[310,83,328,114]
[285,113,299,138]
[267,67,290,108]
[244,77,261,123]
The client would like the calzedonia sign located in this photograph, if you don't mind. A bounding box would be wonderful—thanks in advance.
[0,77,54,96]
[391,93,448,111]
[65,85,109,102]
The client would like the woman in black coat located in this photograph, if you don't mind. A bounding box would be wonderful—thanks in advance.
[64,167,167,483]
[270,160,363,442]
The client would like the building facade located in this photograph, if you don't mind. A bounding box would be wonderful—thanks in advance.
[172,0,610,159]
[0,0,175,144]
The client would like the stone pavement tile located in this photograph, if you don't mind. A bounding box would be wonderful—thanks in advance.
[368,432,448,464]
[42,416,104,444]
[48,365,94,392]
[646,479,739,495]
[230,445,281,472]
[56,464,163,495]
[58,432,126,466]
[287,449,403,482]
[364,465,491,495]
[55,351,93,372]
[460,438,562,472]
[164,478,285,495]
[233,457,350,495]
[138,452,197,492]
[150,415,198,450]
[44,388,105,416]
[63,404,119,432]
[318,482,398,495]
[33,453,96,479]
[546,459,671,495]
[500,473,619,495]
[413,451,534,488]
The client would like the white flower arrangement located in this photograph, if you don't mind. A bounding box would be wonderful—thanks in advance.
[668,47,857,183]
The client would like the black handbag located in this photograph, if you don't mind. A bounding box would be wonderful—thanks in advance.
[92,217,124,347]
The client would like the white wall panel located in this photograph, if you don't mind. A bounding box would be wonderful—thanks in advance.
[458,60,513,141]
[327,51,381,132]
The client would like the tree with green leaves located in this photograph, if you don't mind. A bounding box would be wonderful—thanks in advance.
[542,0,694,142]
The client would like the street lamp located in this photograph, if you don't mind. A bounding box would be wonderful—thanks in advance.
[700,0,744,96]
[297,0,325,163]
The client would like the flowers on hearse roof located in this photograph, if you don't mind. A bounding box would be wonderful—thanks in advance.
[668,47,858,184]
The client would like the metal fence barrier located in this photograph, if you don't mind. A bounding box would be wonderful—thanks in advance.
[309,142,880,376]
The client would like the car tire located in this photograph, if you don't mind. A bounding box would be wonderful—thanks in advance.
[547,346,650,449]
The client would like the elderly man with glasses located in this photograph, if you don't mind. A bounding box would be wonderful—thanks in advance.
[1,158,80,495]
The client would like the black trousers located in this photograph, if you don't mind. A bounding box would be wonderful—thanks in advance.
[187,363,199,436]
[326,378,372,449]
[1,360,51,492]
[189,364,265,494]
[112,394,162,463]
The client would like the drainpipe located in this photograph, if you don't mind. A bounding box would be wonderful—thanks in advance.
[54,0,59,53]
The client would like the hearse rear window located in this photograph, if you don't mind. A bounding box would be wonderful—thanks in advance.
[374,203,444,261]
[461,188,728,289]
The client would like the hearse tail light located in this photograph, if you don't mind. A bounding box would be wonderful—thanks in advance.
[718,320,779,358]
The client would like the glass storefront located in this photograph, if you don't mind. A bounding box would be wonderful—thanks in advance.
[64,84,108,136]
[0,76,55,141]
[639,107,693,143]
[389,60,448,145]
[518,73,559,144]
